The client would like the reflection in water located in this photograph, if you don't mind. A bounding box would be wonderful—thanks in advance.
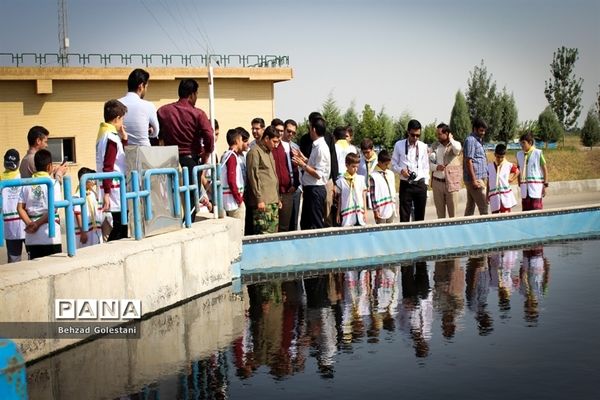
[233,248,552,381]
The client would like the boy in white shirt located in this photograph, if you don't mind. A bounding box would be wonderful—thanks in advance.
[369,150,397,224]
[17,149,62,260]
[1,149,26,262]
[74,167,103,248]
[336,153,367,227]
[487,144,519,213]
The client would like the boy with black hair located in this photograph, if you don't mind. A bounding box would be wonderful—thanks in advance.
[221,128,246,229]
[335,152,367,227]
[517,132,548,211]
[96,99,129,241]
[1,149,26,262]
[74,167,103,248]
[17,149,62,260]
[369,150,397,224]
[486,144,519,214]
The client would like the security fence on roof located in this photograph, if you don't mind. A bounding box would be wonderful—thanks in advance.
[0,52,289,68]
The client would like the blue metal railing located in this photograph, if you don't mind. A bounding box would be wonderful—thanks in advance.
[0,52,290,68]
[0,165,223,258]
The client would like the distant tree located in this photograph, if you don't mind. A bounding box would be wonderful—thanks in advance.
[357,104,378,147]
[320,92,343,132]
[295,118,309,143]
[537,106,564,146]
[595,84,600,119]
[516,120,539,139]
[466,60,499,141]
[393,111,413,144]
[449,90,471,143]
[377,107,396,150]
[580,109,600,149]
[496,88,519,144]
[343,100,360,131]
[544,46,584,130]
[421,121,437,145]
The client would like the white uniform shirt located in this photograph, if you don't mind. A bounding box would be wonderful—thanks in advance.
[301,136,330,186]
[118,92,159,146]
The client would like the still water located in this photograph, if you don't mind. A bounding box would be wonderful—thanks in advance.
[27,239,600,399]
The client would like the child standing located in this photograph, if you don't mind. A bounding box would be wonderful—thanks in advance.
[74,167,103,249]
[1,149,26,262]
[336,153,367,227]
[517,132,549,211]
[487,144,519,214]
[221,128,246,229]
[369,150,397,224]
[96,99,129,241]
[17,149,62,260]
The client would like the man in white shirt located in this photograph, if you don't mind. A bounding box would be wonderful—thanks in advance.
[292,117,331,230]
[391,119,430,222]
[119,68,159,146]
[430,123,462,218]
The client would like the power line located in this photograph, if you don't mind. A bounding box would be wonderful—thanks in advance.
[139,0,184,54]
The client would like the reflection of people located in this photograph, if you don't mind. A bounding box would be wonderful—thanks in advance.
[399,262,432,357]
[520,247,550,325]
[488,250,518,317]
[433,259,465,339]
[465,256,493,335]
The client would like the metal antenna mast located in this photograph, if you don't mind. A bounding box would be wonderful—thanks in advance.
[58,0,69,66]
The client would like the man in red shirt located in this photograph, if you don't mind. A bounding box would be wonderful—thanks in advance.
[158,79,214,221]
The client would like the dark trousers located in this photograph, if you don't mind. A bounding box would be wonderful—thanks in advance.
[5,239,25,263]
[108,212,129,241]
[399,180,427,222]
[289,188,302,231]
[179,154,202,222]
[27,244,62,260]
[300,185,326,230]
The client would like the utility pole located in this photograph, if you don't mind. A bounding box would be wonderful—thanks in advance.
[58,0,69,66]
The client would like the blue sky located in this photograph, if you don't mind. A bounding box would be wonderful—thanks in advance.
[1,0,598,127]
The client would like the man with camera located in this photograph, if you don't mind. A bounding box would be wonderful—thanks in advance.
[392,119,430,222]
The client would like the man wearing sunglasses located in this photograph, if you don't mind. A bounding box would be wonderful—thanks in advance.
[391,119,430,222]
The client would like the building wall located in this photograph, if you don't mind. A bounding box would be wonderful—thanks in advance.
[0,67,288,178]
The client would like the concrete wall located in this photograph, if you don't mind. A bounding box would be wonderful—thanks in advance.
[0,217,242,362]
[25,285,245,400]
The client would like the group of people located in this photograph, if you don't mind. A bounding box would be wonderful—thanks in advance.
[1,67,551,262]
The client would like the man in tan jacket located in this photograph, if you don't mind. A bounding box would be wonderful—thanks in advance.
[429,123,462,218]
[246,126,281,234]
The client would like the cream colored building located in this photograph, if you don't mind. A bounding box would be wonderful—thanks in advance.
[0,66,292,177]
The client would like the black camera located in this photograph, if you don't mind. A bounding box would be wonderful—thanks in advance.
[407,170,417,184]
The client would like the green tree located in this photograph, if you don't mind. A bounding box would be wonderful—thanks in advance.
[466,60,499,141]
[294,118,309,143]
[357,104,378,147]
[595,84,600,119]
[449,90,471,143]
[377,107,396,150]
[496,88,518,144]
[421,122,437,145]
[580,109,600,149]
[343,100,360,131]
[516,120,539,139]
[393,111,413,144]
[320,92,344,132]
[544,46,584,130]
[537,106,564,146]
